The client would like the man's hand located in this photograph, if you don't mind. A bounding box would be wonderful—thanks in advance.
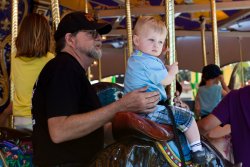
[120,86,160,113]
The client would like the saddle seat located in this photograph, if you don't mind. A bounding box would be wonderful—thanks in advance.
[113,112,174,142]
[93,82,174,142]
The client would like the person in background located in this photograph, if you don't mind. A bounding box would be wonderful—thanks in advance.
[124,16,207,164]
[195,64,232,161]
[198,85,250,166]
[11,13,54,130]
[195,64,230,119]
[31,11,160,167]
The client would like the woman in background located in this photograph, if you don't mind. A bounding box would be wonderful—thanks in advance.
[11,13,54,130]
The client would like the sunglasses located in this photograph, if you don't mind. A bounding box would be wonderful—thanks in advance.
[82,30,100,39]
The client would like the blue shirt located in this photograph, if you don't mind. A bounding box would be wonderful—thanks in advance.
[198,84,222,116]
[124,50,168,111]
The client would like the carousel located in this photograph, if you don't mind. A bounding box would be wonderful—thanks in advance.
[0,0,249,166]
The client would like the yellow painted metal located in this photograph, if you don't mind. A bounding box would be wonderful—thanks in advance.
[0,150,8,167]
[124,39,127,71]
[50,0,60,30]
[85,0,88,13]
[125,0,133,56]
[0,47,9,107]
[210,0,220,66]
[238,37,245,87]
[200,16,207,66]
[11,0,18,56]
[83,0,93,81]
[98,59,102,81]
[165,0,176,105]
[10,0,18,129]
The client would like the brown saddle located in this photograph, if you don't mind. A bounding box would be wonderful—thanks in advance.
[112,112,174,142]
[92,82,173,142]
[0,127,32,140]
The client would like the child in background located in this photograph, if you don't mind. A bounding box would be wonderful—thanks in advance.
[195,64,230,119]
[195,64,233,162]
[124,16,206,164]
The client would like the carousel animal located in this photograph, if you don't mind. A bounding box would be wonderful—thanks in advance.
[90,82,240,167]
[0,82,241,167]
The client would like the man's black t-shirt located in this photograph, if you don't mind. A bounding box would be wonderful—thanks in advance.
[32,52,103,166]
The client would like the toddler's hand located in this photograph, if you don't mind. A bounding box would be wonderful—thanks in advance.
[167,62,179,75]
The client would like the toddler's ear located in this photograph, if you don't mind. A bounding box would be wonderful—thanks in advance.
[133,35,139,46]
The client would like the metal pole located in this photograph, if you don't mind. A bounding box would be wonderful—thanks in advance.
[210,0,220,66]
[83,0,92,81]
[85,0,88,13]
[50,0,60,30]
[123,36,127,71]
[0,48,9,108]
[125,0,133,56]
[238,37,245,87]
[200,16,207,66]
[0,151,8,167]
[98,59,102,81]
[165,0,176,105]
[10,0,19,129]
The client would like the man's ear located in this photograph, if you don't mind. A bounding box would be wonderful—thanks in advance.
[133,35,139,47]
[65,33,75,47]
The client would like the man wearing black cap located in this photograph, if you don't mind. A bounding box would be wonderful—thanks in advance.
[31,11,160,167]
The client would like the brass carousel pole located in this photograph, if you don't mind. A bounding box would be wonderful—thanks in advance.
[0,48,9,109]
[200,16,207,66]
[83,0,92,81]
[85,0,88,13]
[210,0,220,66]
[165,0,176,105]
[125,0,133,56]
[10,0,19,128]
[123,35,127,71]
[238,37,245,87]
[98,9,102,82]
[50,0,60,30]
[98,59,102,81]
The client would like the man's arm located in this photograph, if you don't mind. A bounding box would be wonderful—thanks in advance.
[48,86,160,143]
[197,114,221,136]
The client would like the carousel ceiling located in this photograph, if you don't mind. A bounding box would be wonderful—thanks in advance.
[33,0,250,33]
[1,0,250,79]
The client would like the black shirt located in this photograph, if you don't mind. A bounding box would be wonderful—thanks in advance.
[32,52,103,166]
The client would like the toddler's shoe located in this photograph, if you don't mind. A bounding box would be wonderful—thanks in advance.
[192,149,206,165]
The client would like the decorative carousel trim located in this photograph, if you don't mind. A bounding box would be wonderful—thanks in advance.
[156,141,193,167]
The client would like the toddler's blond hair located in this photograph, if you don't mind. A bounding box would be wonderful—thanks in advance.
[134,16,167,36]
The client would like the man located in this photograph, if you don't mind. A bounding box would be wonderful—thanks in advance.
[198,86,250,166]
[32,11,160,167]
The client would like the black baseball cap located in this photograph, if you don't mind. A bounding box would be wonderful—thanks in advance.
[54,11,112,41]
[202,64,222,80]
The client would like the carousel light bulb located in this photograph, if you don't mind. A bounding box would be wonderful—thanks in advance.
[101,36,107,40]
[89,74,94,79]
[93,61,98,66]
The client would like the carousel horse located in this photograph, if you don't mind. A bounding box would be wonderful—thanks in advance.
[90,82,238,167]
[0,82,240,167]
[0,127,33,167]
